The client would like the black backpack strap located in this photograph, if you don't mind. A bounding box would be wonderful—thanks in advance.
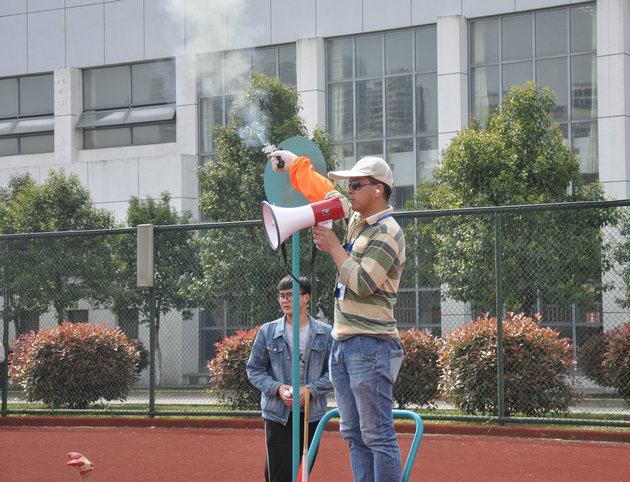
[280,241,309,290]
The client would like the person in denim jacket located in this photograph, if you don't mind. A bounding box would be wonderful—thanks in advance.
[247,275,333,482]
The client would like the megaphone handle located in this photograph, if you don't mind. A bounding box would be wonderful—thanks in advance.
[317,220,333,229]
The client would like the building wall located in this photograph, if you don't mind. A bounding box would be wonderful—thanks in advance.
[1,1,620,217]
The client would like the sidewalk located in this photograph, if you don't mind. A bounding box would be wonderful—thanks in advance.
[5,388,629,413]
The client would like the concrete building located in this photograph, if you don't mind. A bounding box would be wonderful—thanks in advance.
[1,0,627,381]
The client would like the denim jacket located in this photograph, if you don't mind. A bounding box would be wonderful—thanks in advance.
[246,315,333,425]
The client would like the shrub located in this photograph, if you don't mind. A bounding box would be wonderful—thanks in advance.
[394,329,441,409]
[9,322,140,409]
[439,312,577,416]
[603,321,630,404]
[578,332,612,388]
[208,326,260,410]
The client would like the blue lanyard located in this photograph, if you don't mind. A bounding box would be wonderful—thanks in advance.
[346,213,392,253]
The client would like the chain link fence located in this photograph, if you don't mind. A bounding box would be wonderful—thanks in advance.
[1,200,630,426]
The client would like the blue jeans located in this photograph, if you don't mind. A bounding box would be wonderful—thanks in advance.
[330,336,404,482]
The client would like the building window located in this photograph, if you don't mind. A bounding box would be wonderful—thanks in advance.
[15,310,40,336]
[118,308,139,339]
[67,309,89,324]
[199,302,252,371]
[0,73,54,156]
[78,59,176,149]
[198,45,297,163]
[327,26,438,210]
[469,4,597,181]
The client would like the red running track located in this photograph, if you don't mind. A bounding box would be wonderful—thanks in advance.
[1,422,629,481]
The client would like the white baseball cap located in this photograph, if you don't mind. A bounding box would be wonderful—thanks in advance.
[328,157,394,188]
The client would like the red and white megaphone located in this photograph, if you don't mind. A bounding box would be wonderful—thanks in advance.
[261,197,347,250]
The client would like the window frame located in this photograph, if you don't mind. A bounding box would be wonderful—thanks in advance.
[326,25,439,211]
[468,3,598,181]
[79,59,177,149]
[197,44,297,161]
[0,73,54,156]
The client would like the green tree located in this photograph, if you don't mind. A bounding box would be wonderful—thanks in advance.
[409,83,618,315]
[0,174,48,334]
[0,170,117,329]
[114,192,200,384]
[611,213,630,311]
[194,71,339,328]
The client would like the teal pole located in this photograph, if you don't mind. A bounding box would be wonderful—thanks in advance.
[291,231,300,481]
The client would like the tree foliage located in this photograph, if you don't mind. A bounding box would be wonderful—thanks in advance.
[409,83,618,314]
[115,192,199,323]
[114,192,200,383]
[612,212,630,310]
[0,170,117,328]
[195,71,339,325]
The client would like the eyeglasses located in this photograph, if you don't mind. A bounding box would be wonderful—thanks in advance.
[277,292,306,301]
[348,180,379,191]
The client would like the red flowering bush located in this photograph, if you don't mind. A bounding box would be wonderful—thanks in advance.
[9,322,141,409]
[208,326,260,410]
[578,332,612,388]
[603,321,630,404]
[439,313,577,416]
[394,329,441,409]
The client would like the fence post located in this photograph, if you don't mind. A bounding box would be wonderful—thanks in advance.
[494,211,505,422]
[1,240,9,417]
[137,224,155,417]
[149,286,156,417]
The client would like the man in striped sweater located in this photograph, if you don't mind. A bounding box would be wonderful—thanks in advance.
[268,150,406,482]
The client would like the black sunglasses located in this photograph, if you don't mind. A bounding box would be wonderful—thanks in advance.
[348,180,379,191]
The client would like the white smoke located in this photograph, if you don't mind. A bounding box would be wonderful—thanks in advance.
[236,88,271,147]
[161,0,247,55]
[161,0,272,146]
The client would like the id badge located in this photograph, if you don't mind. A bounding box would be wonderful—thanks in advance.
[336,282,346,300]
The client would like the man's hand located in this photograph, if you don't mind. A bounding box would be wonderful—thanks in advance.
[313,225,348,270]
[325,191,350,218]
[278,384,294,406]
[278,384,310,407]
[268,150,298,172]
[297,386,309,407]
[312,225,340,253]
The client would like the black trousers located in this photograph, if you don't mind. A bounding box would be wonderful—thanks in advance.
[264,412,320,482]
